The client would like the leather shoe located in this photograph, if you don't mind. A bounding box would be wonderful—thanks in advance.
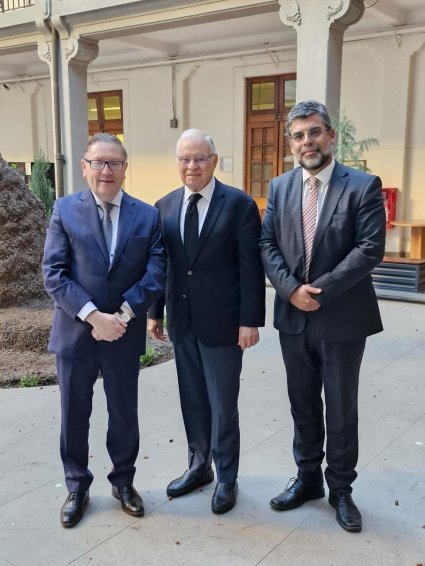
[211,481,238,515]
[270,477,325,511]
[112,484,144,517]
[167,468,214,498]
[60,491,89,528]
[329,492,362,532]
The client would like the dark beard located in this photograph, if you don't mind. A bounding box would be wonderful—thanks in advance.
[299,149,332,172]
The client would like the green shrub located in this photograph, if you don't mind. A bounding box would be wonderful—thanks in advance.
[31,150,54,219]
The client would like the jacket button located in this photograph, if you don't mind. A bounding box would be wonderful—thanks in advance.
[188,270,192,276]
[182,294,187,299]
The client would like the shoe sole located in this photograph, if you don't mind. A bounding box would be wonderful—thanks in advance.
[270,491,325,511]
[167,472,214,498]
[211,500,236,515]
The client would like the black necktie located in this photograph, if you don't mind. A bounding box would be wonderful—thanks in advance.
[184,192,202,262]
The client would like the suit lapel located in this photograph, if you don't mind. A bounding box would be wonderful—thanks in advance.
[287,168,305,254]
[112,192,137,269]
[80,189,109,262]
[312,162,348,254]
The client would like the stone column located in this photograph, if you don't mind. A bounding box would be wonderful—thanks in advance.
[279,0,364,118]
[38,31,98,195]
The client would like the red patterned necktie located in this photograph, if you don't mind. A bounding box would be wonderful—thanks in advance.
[302,176,319,282]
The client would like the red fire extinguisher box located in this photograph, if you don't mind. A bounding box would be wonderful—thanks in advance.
[382,188,397,229]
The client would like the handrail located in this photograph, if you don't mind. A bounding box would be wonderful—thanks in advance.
[0,0,34,12]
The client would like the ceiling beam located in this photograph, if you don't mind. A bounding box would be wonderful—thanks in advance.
[365,0,406,26]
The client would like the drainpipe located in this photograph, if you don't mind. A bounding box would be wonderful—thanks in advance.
[51,25,64,198]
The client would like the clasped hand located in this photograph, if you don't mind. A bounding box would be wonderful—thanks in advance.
[87,311,127,342]
[290,284,322,312]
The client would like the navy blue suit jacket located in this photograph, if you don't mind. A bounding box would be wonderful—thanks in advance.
[148,180,265,346]
[43,189,166,358]
[260,162,386,341]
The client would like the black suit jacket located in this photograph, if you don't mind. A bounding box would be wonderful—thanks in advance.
[260,162,386,341]
[149,179,265,346]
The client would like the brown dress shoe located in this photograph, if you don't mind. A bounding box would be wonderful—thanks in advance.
[60,491,89,528]
[270,477,325,511]
[112,484,144,517]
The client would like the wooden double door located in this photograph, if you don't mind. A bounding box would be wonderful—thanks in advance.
[245,74,296,217]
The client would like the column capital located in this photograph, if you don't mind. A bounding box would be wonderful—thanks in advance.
[279,0,364,30]
[64,36,99,66]
[37,40,52,65]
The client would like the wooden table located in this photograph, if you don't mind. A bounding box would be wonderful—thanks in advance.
[391,220,425,259]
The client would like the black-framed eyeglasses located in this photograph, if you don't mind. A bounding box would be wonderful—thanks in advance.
[83,159,125,171]
[288,127,329,143]
[177,155,215,166]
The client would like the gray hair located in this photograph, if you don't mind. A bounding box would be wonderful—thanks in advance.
[176,129,217,155]
[285,100,332,136]
[84,133,128,161]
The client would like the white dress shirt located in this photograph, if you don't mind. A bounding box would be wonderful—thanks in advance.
[77,189,133,321]
[302,157,336,226]
[180,176,215,241]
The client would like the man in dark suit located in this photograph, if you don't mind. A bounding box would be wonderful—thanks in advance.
[42,133,165,528]
[260,101,385,532]
[148,129,265,514]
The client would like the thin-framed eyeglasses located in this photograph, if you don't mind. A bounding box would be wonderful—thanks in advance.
[83,159,125,171]
[288,127,330,143]
[177,155,215,166]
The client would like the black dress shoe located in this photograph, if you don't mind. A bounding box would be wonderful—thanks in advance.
[211,481,238,515]
[166,468,214,498]
[60,491,89,528]
[329,492,362,532]
[270,477,325,511]
[112,484,144,517]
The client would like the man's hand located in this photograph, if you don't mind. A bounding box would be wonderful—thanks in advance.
[148,318,166,341]
[86,310,127,342]
[289,285,322,312]
[238,326,259,350]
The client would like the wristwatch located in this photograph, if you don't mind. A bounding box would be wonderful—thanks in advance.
[116,308,131,323]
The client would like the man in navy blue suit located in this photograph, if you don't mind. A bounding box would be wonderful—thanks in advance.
[148,129,265,515]
[43,133,165,528]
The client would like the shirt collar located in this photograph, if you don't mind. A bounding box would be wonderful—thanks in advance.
[92,189,123,207]
[302,157,335,186]
[184,176,216,203]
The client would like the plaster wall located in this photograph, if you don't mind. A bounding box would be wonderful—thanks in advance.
[341,33,425,253]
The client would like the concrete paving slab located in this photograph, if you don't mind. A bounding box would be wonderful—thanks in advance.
[0,290,424,566]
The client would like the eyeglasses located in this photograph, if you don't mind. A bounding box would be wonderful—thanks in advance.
[288,127,329,143]
[83,159,125,171]
[177,155,215,166]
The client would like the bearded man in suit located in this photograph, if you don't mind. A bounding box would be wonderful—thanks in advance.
[260,100,386,532]
[43,133,165,527]
[148,129,265,515]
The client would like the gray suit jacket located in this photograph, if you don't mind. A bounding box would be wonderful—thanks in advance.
[260,161,386,341]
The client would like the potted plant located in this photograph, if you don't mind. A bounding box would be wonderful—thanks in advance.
[332,109,379,171]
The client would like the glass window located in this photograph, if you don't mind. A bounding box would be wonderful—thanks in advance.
[103,95,122,120]
[251,82,275,111]
[284,80,296,108]
[87,98,98,122]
